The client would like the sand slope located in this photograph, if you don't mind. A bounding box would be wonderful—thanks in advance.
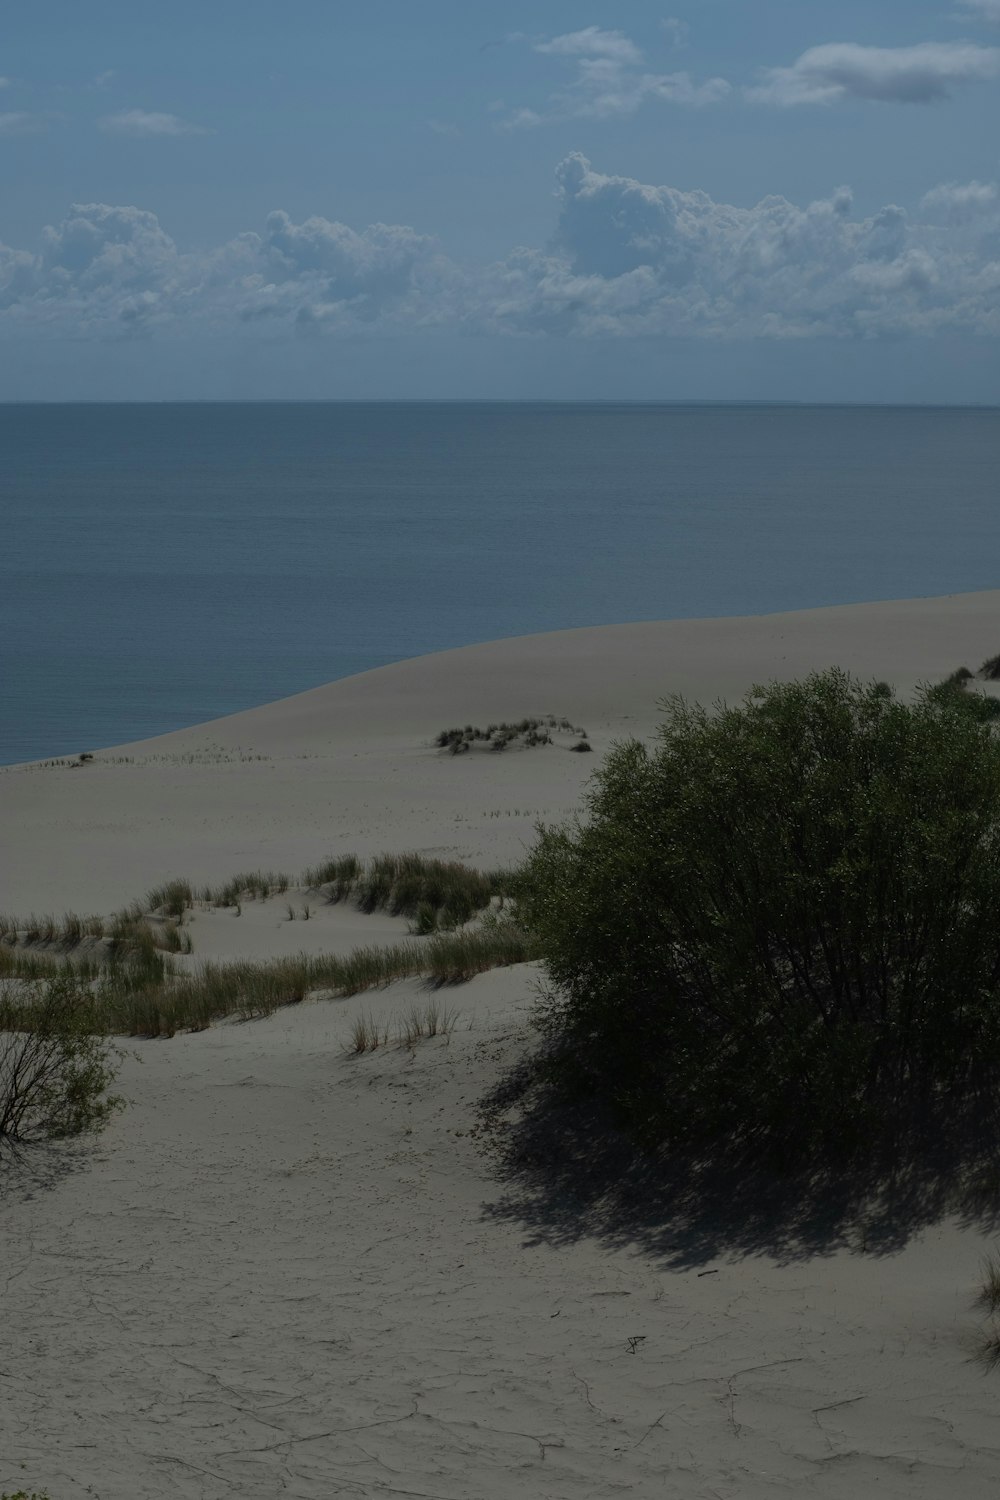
[5,593,1000,1497]
[4,590,1000,916]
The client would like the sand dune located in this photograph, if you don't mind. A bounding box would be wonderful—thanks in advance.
[4,589,1000,916]
[4,593,1000,1498]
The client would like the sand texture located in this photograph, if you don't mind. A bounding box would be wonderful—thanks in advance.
[4,592,1000,1497]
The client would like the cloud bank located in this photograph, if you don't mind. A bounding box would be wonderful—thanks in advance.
[3,156,1000,342]
[748,41,1000,104]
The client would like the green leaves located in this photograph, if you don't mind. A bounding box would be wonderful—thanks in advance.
[517,669,1000,1164]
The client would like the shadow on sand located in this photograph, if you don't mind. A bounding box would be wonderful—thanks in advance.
[0,1138,92,1205]
[477,1044,1000,1268]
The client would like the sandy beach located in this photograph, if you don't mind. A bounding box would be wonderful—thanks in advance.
[4,591,1000,1498]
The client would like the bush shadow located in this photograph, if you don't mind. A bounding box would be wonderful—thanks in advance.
[0,1138,91,1205]
[477,1049,1000,1268]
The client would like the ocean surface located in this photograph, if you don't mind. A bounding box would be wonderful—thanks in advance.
[2,401,998,765]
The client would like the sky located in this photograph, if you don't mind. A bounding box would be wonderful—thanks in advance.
[2,0,1000,402]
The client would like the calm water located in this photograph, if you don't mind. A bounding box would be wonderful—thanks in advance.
[1,401,998,765]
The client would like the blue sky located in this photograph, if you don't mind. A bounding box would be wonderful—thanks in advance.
[3,0,1000,400]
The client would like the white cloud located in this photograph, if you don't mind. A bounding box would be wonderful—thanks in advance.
[3,160,1000,343]
[0,112,40,135]
[503,27,729,125]
[661,18,690,49]
[534,27,643,66]
[99,109,208,137]
[748,40,1000,104]
[501,107,544,131]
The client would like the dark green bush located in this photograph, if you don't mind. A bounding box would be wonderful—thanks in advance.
[516,669,1000,1163]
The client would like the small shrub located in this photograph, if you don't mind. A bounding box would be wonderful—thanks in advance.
[570,738,592,753]
[0,975,124,1144]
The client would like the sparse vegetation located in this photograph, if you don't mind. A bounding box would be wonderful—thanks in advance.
[435,715,588,755]
[1,852,513,959]
[0,851,530,1039]
[516,668,1000,1167]
[349,998,460,1053]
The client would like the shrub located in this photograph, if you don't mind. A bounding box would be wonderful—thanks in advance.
[515,668,1000,1164]
[0,975,124,1144]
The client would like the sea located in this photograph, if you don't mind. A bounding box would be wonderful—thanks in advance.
[2,401,998,766]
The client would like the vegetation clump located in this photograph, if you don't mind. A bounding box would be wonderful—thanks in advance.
[435,715,587,755]
[516,668,1000,1166]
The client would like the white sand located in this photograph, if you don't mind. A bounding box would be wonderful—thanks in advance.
[4,591,1000,1497]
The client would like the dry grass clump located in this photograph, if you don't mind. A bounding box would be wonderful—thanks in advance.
[435,715,588,755]
[975,1249,1000,1369]
[978,1249,1000,1316]
[349,999,460,1054]
[349,1010,393,1053]
[302,853,361,899]
[350,853,495,929]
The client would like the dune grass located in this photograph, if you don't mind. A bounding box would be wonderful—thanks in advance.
[0,921,537,1039]
[978,1250,1000,1316]
[435,714,588,755]
[976,1253,1000,1370]
[0,853,529,1039]
[350,998,460,1053]
[0,852,514,963]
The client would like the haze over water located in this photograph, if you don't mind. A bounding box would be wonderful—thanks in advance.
[2,400,998,765]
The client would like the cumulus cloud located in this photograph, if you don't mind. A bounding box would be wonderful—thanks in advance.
[748,40,1000,104]
[2,159,1000,342]
[502,26,730,125]
[99,109,208,137]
